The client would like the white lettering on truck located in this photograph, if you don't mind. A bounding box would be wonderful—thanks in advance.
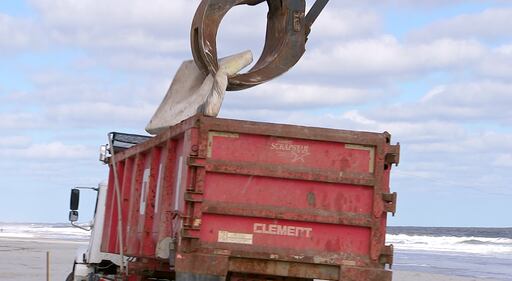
[253,223,312,238]
[270,141,310,162]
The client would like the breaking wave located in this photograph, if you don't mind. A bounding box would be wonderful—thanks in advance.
[387,233,512,256]
[0,223,90,242]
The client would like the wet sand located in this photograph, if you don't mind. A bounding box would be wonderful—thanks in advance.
[393,271,499,281]
[0,238,86,281]
[0,237,499,281]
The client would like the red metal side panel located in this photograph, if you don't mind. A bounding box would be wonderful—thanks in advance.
[204,174,373,214]
[102,161,125,253]
[102,133,189,259]
[154,139,180,244]
[120,157,135,253]
[208,133,375,173]
[125,153,148,256]
[200,214,371,255]
[197,131,381,263]
[139,147,161,256]
[152,142,170,242]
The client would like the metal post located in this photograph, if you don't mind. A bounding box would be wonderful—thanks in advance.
[46,251,50,281]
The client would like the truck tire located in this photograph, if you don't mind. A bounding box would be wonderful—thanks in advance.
[65,272,73,281]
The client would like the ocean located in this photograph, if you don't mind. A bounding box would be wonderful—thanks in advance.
[0,222,89,242]
[388,227,512,280]
[0,223,511,280]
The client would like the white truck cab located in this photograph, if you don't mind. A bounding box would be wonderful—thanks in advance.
[67,183,122,281]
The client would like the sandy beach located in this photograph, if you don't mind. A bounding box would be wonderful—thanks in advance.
[0,238,86,281]
[0,237,499,281]
[393,271,499,281]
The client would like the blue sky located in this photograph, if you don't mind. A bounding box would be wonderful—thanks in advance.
[1,0,511,227]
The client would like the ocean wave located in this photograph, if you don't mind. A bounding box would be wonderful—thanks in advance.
[459,239,512,246]
[0,223,90,241]
[387,233,512,256]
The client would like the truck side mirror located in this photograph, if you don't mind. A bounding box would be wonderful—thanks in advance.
[69,210,79,222]
[99,144,108,163]
[70,188,80,211]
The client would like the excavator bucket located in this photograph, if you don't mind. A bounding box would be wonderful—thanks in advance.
[191,0,329,91]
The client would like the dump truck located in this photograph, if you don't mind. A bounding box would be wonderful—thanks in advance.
[67,2,399,280]
[67,115,399,281]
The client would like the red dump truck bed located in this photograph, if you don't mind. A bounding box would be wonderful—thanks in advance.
[101,115,400,281]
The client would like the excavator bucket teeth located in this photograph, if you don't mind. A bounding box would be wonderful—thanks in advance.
[191,0,329,91]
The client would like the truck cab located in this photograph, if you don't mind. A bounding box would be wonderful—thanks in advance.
[68,183,122,280]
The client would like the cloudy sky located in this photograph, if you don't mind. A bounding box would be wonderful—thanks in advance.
[1,0,511,226]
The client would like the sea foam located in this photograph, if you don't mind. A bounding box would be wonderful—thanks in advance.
[0,223,90,241]
[387,233,512,256]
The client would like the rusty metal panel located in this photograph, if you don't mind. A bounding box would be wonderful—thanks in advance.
[101,115,399,281]
[207,133,376,173]
[204,174,374,214]
[200,214,371,254]
[229,258,339,280]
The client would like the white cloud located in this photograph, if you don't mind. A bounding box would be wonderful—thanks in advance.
[309,9,380,39]
[408,131,512,154]
[494,154,512,168]
[0,136,32,148]
[224,82,379,110]
[1,101,157,131]
[30,0,197,28]
[421,81,512,106]
[19,70,170,105]
[410,8,512,42]
[0,112,41,129]
[496,44,512,55]
[478,44,512,79]
[0,142,93,159]
[342,110,378,126]
[336,111,467,145]
[98,53,182,73]
[28,0,198,54]
[343,0,482,8]
[0,14,43,51]
[298,36,485,80]
[47,102,155,126]
[374,81,512,123]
